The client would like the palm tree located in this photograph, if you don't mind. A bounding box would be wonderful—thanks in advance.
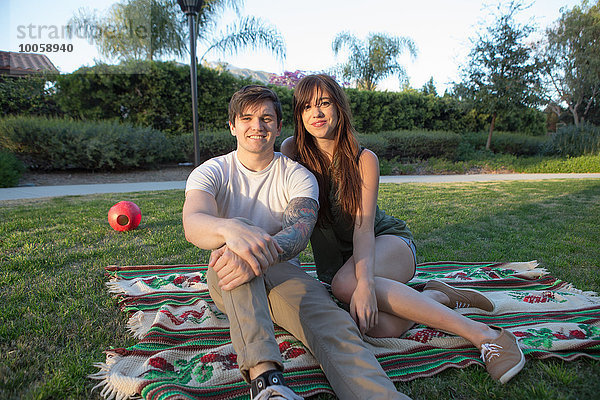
[69,0,285,63]
[332,32,417,91]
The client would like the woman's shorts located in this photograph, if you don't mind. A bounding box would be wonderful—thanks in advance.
[398,236,417,280]
[398,236,417,264]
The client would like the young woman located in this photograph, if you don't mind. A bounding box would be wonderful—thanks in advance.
[280,74,525,384]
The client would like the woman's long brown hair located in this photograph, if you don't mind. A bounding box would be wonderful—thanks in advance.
[293,74,362,225]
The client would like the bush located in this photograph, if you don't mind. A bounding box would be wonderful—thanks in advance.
[167,129,296,164]
[347,90,471,133]
[0,116,173,171]
[490,132,547,155]
[0,75,61,118]
[0,150,25,188]
[2,60,547,138]
[494,107,547,136]
[55,61,254,135]
[459,132,547,157]
[545,123,600,157]
[364,130,461,161]
[356,133,389,157]
[168,131,237,164]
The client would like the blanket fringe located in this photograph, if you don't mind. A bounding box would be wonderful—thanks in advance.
[89,352,141,400]
[554,282,600,298]
[516,268,549,279]
[106,278,128,296]
[126,310,148,339]
[501,260,539,271]
[503,260,553,279]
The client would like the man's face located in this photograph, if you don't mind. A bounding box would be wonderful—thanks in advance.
[230,100,281,157]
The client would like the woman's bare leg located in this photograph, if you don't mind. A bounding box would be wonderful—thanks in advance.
[331,235,500,346]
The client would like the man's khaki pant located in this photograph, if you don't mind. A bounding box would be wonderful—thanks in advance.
[207,261,410,400]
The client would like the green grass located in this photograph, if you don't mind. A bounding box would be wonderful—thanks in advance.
[380,154,600,175]
[1,180,600,399]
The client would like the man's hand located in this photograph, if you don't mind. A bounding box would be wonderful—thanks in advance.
[209,245,260,291]
[182,191,281,274]
[224,218,282,275]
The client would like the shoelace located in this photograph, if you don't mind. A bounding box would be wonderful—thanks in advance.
[480,343,503,362]
[455,301,470,308]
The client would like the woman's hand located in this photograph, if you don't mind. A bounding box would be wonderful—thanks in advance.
[349,279,378,335]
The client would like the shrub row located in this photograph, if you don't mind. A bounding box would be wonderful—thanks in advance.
[359,131,461,161]
[0,75,61,118]
[0,116,172,170]
[168,132,236,165]
[459,132,548,158]
[546,123,600,157]
[2,60,547,136]
[0,116,292,171]
[347,90,546,135]
[3,116,596,174]
[53,61,253,135]
[0,115,487,171]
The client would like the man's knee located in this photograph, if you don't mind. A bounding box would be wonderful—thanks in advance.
[206,267,225,310]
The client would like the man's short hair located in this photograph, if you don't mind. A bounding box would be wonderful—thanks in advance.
[228,85,283,126]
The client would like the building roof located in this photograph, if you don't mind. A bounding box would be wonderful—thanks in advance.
[0,51,59,76]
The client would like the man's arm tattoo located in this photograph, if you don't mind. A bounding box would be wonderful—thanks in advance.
[273,197,318,262]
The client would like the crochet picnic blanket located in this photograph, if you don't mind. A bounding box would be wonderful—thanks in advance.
[91,261,600,400]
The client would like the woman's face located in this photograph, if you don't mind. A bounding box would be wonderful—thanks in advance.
[301,89,339,141]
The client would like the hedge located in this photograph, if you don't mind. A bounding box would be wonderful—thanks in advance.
[1,60,547,137]
[54,61,254,135]
[0,116,172,170]
[0,74,61,118]
[545,123,600,156]
[0,117,554,173]
[459,132,547,157]
[346,89,546,135]
[359,131,461,160]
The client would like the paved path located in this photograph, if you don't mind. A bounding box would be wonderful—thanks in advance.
[2,173,600,201]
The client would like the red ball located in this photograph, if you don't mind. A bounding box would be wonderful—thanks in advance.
[108,201,141,231]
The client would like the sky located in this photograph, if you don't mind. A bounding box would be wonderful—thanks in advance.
[2,0,582,93]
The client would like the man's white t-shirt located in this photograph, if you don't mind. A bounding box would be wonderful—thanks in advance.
[186,151,319,244]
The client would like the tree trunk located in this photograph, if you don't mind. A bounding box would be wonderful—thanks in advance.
[569,102,580,126]
[486,112,497,150]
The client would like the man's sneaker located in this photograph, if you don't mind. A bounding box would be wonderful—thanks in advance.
[424,280,495,311]
[250,370,304,400]
[480,326,525,384]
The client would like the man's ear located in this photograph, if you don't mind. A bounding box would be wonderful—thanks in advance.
[229,121,236,136]
[276,120,282,137]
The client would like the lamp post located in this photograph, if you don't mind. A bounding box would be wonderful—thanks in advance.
[177,0,204,166]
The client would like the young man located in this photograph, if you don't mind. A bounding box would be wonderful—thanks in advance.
[182,85,411,400]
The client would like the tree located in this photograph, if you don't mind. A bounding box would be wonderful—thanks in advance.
[70,0,187,61]
[69,0,285,63]
[421,77,438,96]
[541,0,600,126]
[332,32,417,91]
[456,1,542,149]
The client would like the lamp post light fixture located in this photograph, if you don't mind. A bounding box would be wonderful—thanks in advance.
[177,0,204,166]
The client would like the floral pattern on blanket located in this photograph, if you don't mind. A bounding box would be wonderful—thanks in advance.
[91,261,600,400]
